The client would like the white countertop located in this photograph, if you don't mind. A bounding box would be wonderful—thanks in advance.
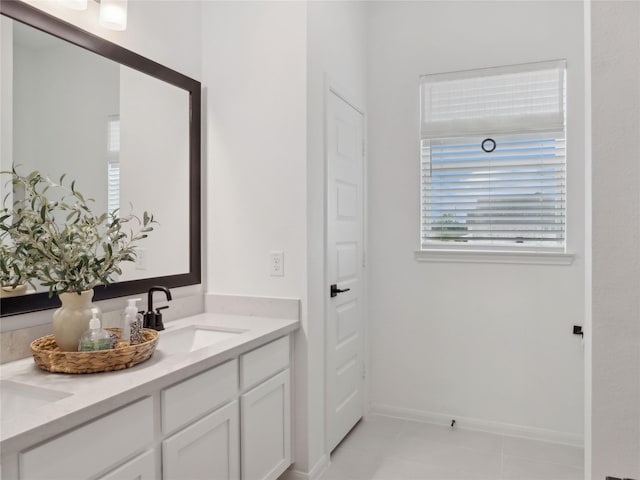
[0,312,299,455]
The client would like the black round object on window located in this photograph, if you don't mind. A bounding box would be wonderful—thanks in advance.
[481,138,496,153]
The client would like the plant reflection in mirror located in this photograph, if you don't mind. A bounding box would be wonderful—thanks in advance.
[0,169,155,297]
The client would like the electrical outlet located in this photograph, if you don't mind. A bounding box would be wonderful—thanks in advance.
[136,248,147,270]
[270,251,284,277]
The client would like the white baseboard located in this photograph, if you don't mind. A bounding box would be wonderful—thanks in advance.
[281,455,329,480]
[370,403,583,447]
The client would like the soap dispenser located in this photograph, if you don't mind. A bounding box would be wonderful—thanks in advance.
[122,298,144,345]
[78,309,112,351]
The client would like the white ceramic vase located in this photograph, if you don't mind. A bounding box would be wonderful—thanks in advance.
[53,289,100,351]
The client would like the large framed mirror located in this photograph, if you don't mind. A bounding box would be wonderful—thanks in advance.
[0,0,201,317]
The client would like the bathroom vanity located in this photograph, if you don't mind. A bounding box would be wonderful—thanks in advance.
[1,3,297,478]
[0,313,298,480]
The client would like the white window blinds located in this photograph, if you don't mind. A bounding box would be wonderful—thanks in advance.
[107,116,121,153]
[420,60,566,139]
[107,115,120,215]
[420,61,567,250]
[107,160,120,215]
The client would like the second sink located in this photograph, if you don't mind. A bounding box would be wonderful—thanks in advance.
[0,380,72,418]
[158,325,246,354]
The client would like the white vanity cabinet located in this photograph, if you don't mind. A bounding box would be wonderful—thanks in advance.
[159,336,292,480]
[18,397,155,480]
[160,359,240,480]
[240,336,291,480]
[3,333,294,480]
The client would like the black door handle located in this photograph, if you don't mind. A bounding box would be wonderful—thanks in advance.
[330,284,351,298]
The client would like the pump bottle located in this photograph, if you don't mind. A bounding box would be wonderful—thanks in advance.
[78,309,112,351]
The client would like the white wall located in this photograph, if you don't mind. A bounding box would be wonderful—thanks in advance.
[202,3,367,475]
[590,1,640,477]
[202,1,306,299]
[0,17,13,190]
[13,27,118,215]
[367,0,585,442]
[306,0,367,472]
[119,66,190,281]
[200,0,310,470]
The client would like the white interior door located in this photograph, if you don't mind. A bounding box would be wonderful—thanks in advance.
[326,89,365,453]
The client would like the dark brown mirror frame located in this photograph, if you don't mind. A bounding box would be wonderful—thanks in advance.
[0,0,201,317]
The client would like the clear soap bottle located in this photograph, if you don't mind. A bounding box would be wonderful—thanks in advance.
[78,309,112,351]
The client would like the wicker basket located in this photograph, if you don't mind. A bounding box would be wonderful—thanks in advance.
[30,328,159,374]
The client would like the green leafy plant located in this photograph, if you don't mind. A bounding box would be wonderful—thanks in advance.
[0,242,38,290]
[1,169,155,297]
[431,213,468,242]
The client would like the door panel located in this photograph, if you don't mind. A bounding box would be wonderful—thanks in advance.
[326,90,365,453]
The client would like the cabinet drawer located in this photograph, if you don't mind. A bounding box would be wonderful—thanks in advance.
[20,397,153,480]
[98,449,156,480]
[240,336,289,391]
[162,359,238,434]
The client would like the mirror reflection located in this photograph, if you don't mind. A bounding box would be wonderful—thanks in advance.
[1,17,191,296]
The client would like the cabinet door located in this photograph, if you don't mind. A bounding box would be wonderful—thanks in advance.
[163,400,239,480]
[98,450,156,480]
[241,369,291,480]
[20,397,154,480]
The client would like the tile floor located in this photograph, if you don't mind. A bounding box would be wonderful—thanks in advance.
[322,415,584,480]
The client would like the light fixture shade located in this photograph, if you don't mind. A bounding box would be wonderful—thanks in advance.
[99,0,128,31]
[59,0,88,10]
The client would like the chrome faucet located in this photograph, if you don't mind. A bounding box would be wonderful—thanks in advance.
[143,286,172,331]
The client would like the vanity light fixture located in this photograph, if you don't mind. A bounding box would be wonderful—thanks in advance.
[60,0,128,31]
[98,0,127,31]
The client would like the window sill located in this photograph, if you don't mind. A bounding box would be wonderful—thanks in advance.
[414,249,575,265]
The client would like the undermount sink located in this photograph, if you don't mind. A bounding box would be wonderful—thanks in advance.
[158,325,246,355]
[0,380,72,418]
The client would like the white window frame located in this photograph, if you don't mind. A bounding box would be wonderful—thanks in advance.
[416,60,573,265]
